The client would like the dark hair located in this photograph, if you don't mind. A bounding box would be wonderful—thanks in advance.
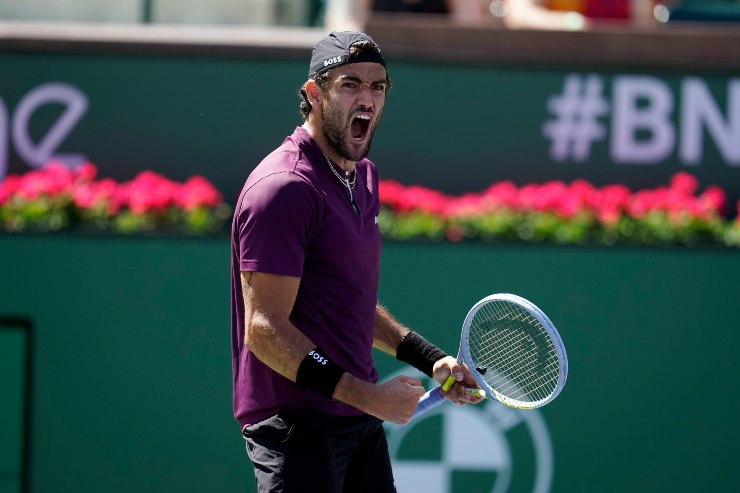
[297,40,392,121]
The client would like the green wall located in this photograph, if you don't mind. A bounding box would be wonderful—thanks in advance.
[0,322,27,493]
[0,235,738,492]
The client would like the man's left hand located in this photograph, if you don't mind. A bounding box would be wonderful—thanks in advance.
[432,356,485,405]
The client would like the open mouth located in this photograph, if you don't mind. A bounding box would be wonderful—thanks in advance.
[351,115,371,142]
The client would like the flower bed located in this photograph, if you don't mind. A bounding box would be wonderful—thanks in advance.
[2,164,739,247]
[378,172,740,248]
[0,162,230,235]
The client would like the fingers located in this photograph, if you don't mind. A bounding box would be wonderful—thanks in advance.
[429,357,484,406]
[433,356,463,384]
[388,376,426,424]
[460,365,480,387]
[447,358,464,382]
[440,361,485,406]
[445,380,485,405]
[397,375,422,387]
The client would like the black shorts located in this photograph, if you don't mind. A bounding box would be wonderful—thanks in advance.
[243,409,396,493]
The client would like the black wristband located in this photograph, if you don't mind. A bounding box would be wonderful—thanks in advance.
[395,331,448,378]
[295,347,346,399]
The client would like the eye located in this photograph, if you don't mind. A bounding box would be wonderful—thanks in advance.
[342,81,357,89]
[372,84,386,93]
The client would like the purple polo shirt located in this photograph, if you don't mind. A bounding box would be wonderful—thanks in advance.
[231,126,381,428]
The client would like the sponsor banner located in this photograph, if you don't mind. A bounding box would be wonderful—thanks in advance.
[0,51,737,208]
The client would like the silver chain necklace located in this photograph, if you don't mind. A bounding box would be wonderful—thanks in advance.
[325,155,359,214]
[326,156,356,189]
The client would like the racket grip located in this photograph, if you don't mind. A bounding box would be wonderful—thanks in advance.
[410,386,446,421]
[440,374,456,392]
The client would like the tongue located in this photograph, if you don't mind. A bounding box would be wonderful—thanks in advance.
[352,119,364,139]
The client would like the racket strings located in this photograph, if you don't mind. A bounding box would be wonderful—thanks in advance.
[483,331,558,401]
[480,331,543,385]
[488,330,558,390]
[468,300,560,404]
[483,328,558,401]
[475,331,556,402]
[477,330,556,401]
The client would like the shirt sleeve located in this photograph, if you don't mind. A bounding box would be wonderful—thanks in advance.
[236,172,319,278]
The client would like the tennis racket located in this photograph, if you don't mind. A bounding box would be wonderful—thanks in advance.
[411,293,568,420]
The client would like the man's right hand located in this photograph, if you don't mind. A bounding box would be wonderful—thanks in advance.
[372,375,426,424]
[335,374,425,425]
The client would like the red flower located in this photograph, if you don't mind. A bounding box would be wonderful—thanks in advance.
[555,193,580,219]
[670,171,699,195]
[0,175,20,205]
[72,178,118,210]
[570,179,598,209]
[533,181,582,218]
[699,186,725,215]
[378,179,406,209]
[597,206,621,226]
[175,176,223,210]
[124,171,178,214]
[395,185,448,215]
[598,184,631,214]
[75,162,98,182]
[628,190,656,219]
[482,181,518,209]
[15,162,75,200]
[446,193,482,217]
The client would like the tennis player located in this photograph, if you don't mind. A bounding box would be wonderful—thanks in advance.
[230,31,481,493]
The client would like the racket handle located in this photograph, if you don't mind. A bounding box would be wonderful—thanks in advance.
[410,386,446,421]
[410,374,458,421]
[410,376,487,422]
[440,374,456,392]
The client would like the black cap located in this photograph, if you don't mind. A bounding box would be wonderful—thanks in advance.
[308,31,386,79]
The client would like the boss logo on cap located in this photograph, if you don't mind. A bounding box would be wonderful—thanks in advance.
[323,55,344,67]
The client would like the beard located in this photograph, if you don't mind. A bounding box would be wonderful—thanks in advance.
[321,94,381,162]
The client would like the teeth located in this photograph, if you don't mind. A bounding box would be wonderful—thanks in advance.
[355,115,371,120]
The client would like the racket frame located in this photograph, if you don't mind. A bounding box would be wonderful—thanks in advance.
[409,293,568,421]
[459,293,568,409]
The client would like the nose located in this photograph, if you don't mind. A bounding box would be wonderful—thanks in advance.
[356,82,377,108]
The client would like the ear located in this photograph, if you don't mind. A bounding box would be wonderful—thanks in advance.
[305,80,322,105]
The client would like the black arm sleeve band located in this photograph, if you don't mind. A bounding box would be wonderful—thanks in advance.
[295,347,346,399]
[395,331,448,378]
